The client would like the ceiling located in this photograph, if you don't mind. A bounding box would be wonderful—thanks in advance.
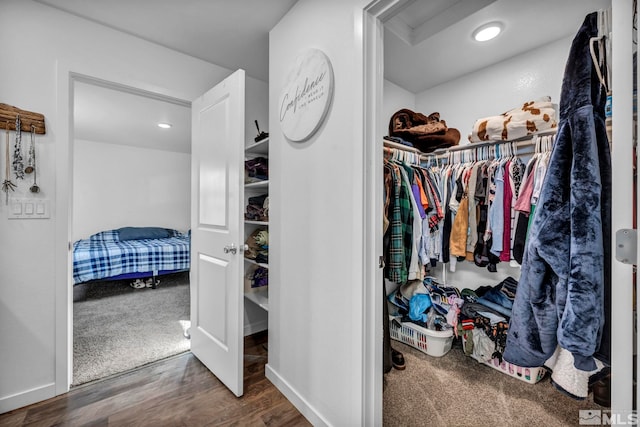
[385,0,611,93]
[73,81,191,153]
[36,0,611,151]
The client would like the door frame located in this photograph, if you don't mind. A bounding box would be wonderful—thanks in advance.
[54,62,192,393]
[361,0,635,424]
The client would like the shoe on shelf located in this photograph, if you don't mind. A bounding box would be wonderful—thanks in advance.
[392,349,406,370]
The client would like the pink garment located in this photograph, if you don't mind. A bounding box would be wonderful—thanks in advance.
[501,161,512,262]
[446,296,464,338]
[514,167,535,214]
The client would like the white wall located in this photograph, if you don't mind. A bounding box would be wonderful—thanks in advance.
[382,79,415,138]
[245,78,269,148]
[73,140,191,240]
[268,0,368,425]
[0,0,235,412]
[415,36,572,145]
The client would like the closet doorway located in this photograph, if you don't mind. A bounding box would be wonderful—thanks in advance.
[70,77,192,386]
[364,0,633,424]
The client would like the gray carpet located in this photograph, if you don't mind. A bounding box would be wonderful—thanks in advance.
[384,339,606,427]
[73,272,190,386]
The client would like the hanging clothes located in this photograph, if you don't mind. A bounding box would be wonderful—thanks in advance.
[383,159,413,283]
[504,11,611,399]
[383,148,445,284]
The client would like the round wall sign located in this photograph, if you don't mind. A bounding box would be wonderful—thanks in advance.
[278,48,334,142]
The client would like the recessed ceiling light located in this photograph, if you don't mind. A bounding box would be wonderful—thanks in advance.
[473,22,503,42]
[157,122,172,129]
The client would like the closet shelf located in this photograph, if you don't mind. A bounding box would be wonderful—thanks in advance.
[245,180,269,189]
[432,129,557,156]
[245,287,269,311]
[244,258,269,268]
[245,220,268,225]
[245,137,269,154]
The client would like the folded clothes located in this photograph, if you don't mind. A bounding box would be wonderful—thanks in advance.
[248,194,268,207]
[383,135,414,147]
[475,276,519,318]
[388,109,460,152]
[245,157,269,182]
[461,301,506,321]
[244,228,269,260]
[246,265,268,288]
[469,96,557,143]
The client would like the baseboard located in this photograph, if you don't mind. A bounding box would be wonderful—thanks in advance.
[244,319,268,336]
[265,364,331,427]
[0,382,56,414]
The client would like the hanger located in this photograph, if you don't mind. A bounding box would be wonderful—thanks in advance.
[590,8,611,92]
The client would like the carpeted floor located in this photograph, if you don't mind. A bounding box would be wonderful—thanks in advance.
[73,271,190,386]
[384,338,606,427]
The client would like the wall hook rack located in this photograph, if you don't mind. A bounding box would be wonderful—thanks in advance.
[0,103,46,134]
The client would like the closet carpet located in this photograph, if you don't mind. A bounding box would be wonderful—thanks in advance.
[73,271,190,386]
[384,339,606,427]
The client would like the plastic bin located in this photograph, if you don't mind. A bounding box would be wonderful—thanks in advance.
[462,330,546,384]
[389,317,453,357]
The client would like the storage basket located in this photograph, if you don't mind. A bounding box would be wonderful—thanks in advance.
[462,330,546,384]
[389,317,453,357]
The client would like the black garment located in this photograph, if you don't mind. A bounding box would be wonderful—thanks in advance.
[383,279,392,373]
[512,212,529,264]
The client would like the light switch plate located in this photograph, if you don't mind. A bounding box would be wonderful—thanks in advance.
[7,198,50,219]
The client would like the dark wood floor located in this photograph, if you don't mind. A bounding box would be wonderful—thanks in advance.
[0,332,310,427]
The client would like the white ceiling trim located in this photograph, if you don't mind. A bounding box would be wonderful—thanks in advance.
[386,0,498,46]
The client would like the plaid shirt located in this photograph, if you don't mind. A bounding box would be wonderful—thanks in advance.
[383,160,413,283]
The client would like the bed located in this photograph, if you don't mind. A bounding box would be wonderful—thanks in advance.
[73,227,190,287]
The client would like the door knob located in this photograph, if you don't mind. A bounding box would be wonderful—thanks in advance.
[223,244,238,254]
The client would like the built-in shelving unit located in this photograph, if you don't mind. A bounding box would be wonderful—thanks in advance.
[244,258,269,268]
[244,137,269,312]
[245,220,268,226]
[245,137,269,155]
[245,180,269,189]
[244,287,269,311]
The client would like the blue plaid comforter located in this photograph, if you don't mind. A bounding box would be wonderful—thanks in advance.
[73,230,190,284]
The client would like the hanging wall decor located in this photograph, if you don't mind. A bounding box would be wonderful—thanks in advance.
[29,131,40,193]
[278,48,334,142]
[0,103,46,134]
[25,126,35,174]
[2,123,16,204]
[13,115,24,180]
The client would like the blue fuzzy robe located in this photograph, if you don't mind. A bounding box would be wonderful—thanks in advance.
[503,12,611,398]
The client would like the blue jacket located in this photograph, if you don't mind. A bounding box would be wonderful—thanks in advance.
[503,12,611,374]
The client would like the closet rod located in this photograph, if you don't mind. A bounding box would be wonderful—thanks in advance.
[383,139,422,154]
[432,129,557,156]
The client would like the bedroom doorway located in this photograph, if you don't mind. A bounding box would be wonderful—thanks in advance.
[70,77,193,386]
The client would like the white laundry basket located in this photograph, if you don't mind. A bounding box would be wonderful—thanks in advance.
[389,317,453,357]
[461,330,547,384]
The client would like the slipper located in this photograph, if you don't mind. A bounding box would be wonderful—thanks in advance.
[145,278,160,288]
[130,279,146,289]
[392,349,406,370]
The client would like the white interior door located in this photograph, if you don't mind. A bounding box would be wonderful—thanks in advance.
[190,69,245,397]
